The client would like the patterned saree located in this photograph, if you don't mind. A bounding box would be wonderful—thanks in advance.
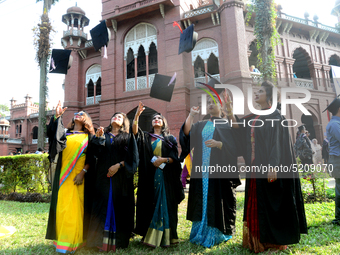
[53,132,88,254]
[143,138,172,247]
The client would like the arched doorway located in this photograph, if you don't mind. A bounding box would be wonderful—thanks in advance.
[293,48,311,79]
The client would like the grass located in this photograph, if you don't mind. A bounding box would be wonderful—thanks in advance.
[1,193,340,254]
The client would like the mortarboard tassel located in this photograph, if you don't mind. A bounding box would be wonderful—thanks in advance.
[173,21,183,34]
[168,72,177,86]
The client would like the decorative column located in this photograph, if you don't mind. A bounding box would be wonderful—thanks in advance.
[204,60,208,83]
[124,57,127,91]
[283,58,295,86]
[134,54,138,90]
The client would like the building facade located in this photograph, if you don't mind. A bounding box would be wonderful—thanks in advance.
[59,0,340,144]
[0,95,53,155]
[2,0,339,157]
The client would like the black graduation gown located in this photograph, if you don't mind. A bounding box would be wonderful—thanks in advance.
[45,117,95,240]
[86,132,138,249]
[179,118,241,235]
[239,110,308,245]
[134,130,184,241]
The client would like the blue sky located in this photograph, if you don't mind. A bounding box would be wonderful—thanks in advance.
[0,0,337,109]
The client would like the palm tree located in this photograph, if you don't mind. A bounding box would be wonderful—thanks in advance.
[35,0,59,148]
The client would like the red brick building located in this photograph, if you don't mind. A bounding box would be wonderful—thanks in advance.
[59,0,340,144]
[0,95,53,155]
[2,0,340,156]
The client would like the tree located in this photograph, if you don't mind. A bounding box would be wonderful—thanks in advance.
[0,104,9,118]
[34,0,58,149]
[247,0,280,81]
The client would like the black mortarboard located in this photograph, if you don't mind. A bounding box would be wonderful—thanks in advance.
[178,24,198,54]
[90,20,110,52]
[49,49,73,74]
[298,125,306,132]
[150,73,176,102]
[323,96,340,115]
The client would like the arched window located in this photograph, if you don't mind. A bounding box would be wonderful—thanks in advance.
[32,126,38,139]
[149,42,158,75]
[194,56,205,78]
[329,54,340,83]
[124,23,158,91]
[137,46,146,77]
[126,48,135,79]
[293,48,311,79]
[85,64,101,105]
[96,77,101,97]
[191,38,219,85]
[87,79,94,97]
[248,41,258,69]
[207,54,219,75]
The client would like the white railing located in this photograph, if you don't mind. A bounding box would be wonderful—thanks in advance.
[137,76,147,90]
[63,30,87,39]
[7,139,22,144]
[126,78,135,91]
[32,138,48,144]
[95,95,101,103]
[250,72,263,84]
[294,78,314,89]
[86,97,94,105]
[85,40,93,48]
[149,74,155,87]
[126,74,156,91]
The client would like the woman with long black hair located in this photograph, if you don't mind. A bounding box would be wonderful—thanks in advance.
[86,112,138,252]
[133,102,184,247]
[236,81,307,253]
[46,101,95,254]
[179,92,241,248]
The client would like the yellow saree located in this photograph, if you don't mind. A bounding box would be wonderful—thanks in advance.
[53,132,88,253]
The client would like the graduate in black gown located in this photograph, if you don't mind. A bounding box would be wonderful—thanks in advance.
[86,112,138,251]
[236,81,307,253]
[46,102,95,253]
[133,102,184,247]
[179,93,241,248]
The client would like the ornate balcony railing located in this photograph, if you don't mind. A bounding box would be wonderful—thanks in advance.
[63,30,87,39]
[85,40,93,48]
[250,72,263,84]
[294,78,314,90]
[184,5,214,19]
[86,97,94,105]
[32,138,48,144]
[126,74,156,91]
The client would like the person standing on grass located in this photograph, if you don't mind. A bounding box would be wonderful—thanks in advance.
[133,102,184,248]
[235,81,307,253]
[179,91,241,248]
[325,97,340,225]
[46,101,95,254]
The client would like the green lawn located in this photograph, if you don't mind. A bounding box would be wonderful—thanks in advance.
[1,193,340,254]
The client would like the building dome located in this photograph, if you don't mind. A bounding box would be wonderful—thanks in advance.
[0,119,9,125]
[67,6,85,15]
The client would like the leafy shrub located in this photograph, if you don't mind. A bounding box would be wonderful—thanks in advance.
[0,192,51,203]
[0,154,50,194]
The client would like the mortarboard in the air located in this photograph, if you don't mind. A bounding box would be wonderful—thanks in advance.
[178,24,198,54]
[323,95,340,115]
[150,73,176,102]
[90,20,111,52]
[49,49,73,74]
[298,125,305,132]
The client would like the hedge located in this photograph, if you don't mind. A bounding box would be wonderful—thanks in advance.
[0,154,50,194]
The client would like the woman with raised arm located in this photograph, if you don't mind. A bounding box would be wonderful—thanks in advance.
[237,81,307,253]
[179,92,241,248]
[133,102,184,247]
[86,112,138,252]
[46,101,95,254]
